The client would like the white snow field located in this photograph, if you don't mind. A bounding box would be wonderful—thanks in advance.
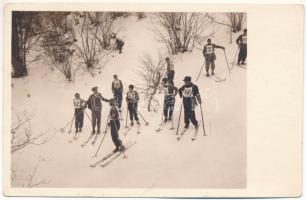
[11,14,246,188]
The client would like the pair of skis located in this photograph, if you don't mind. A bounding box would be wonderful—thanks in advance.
[89,142,136,168]
[81,133,99,147]
[177,121,202,141]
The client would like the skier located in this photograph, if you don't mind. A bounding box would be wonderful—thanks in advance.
[162,78,178,122]
[108,100,125,152]
[73,93,86,133]
[203,39,225,77]
[236,28,247,65]
[87,87,111,135]
[110,33,125,54]
[178,76,202,129]
[126,84,140,126]
[165,57,175,84]
[112,74,123,112]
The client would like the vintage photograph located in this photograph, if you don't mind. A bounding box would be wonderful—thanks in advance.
[9,10,247,189]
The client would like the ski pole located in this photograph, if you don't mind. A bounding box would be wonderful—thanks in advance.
[68,116,75,134]
[60,114,75,133]
[196,61,205,81]
[84,110,92,123]
[103,115,110,133]
[137,111,149,126]
[125,102,129,128]
[160,98,166,126]
[231,46,239,71]
[94,115,110,157]
[112,120,127,158]
[175,101,183,135]
[223,49,231,74]
[199,103,206,136]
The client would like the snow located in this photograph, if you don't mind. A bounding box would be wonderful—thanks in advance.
[12,14,246,188]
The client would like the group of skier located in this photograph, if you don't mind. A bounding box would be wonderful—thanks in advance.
[69,29,247,153]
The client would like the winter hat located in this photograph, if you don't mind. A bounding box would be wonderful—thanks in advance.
[183,76,192,82]
[92,86,98,92]
[129,84,134,89]
[244,29,247,33]
[75,93,80,97]
[113,74,118,78]
[162,77,168,83]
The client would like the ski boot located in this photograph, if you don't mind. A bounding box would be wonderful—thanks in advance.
[206,73,210,77]
[120,145,125,151]
[97,129,101,135]
[130,121,134,126]
[75,128,78,133]
[164,118,168,123]
[113,146,120,153]
[91,130,96,135]
[211,71,215,76]
[136,120,140,126]
[184,124,189,129]
[195,123,199,130]
[241,62,245,65]
[79,128,82,133]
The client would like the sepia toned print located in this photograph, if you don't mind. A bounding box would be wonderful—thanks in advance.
[3,3,303,198]
[10,10,247,188]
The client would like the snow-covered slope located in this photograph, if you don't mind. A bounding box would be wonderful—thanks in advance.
[12,14,246,188]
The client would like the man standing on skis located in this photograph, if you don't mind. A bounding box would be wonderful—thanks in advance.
[108,100,125,152]
[165,57,175,84]
[73,93,86,133]
[203,39,225,77]
[112,74,123,112]
[236,28,247,65]
[87,87,111,135]
[126,84,140,126]
[178,76,202,129]
[162,78,178,122]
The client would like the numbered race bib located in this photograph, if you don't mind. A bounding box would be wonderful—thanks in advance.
[128,91,136,101]
[183,87,193,98]
[164,86,169,96]
[242,36,247,44]
[113,80,121,89]
[206,45,213,54]
[73,99,82,108]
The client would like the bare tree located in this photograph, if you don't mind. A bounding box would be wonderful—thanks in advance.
[87,12,120,50]
[207,13,246,43]
[75,12,107,70]
[11,11,42,78]
[11,110,51,154]
[26,157,50,187]
[136,54,166,111]
[153,12,213,54]
[40,12,76,81]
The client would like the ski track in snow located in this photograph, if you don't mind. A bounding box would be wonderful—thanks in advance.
[12,14,246,189]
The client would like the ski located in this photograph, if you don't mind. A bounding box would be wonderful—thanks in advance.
[90,151,117,168]
[99,142,136,168]
[211,75,226,82]
[123,126,132,136]
[177,128,188,141]
[69,133,80,143]
[91,134,99,145]
[136,123,141,134]
[191,121,202,141]
[81,134,94,147]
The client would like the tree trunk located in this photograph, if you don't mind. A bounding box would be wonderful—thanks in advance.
[11,12,27,78]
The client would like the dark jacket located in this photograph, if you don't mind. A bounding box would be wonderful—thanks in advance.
[87,93,110,110]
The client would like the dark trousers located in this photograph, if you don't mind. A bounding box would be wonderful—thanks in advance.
[74,108,84,129]
[114,92,123,109]
[183,100,198,127]
[238,47,247,64]
[110,120,122,147]
[205,54,216,73]
[164,96,175,119]
[127,102,139,121]
[117,42,124,54]
[167,70,175,84]
[91,109,101,131]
